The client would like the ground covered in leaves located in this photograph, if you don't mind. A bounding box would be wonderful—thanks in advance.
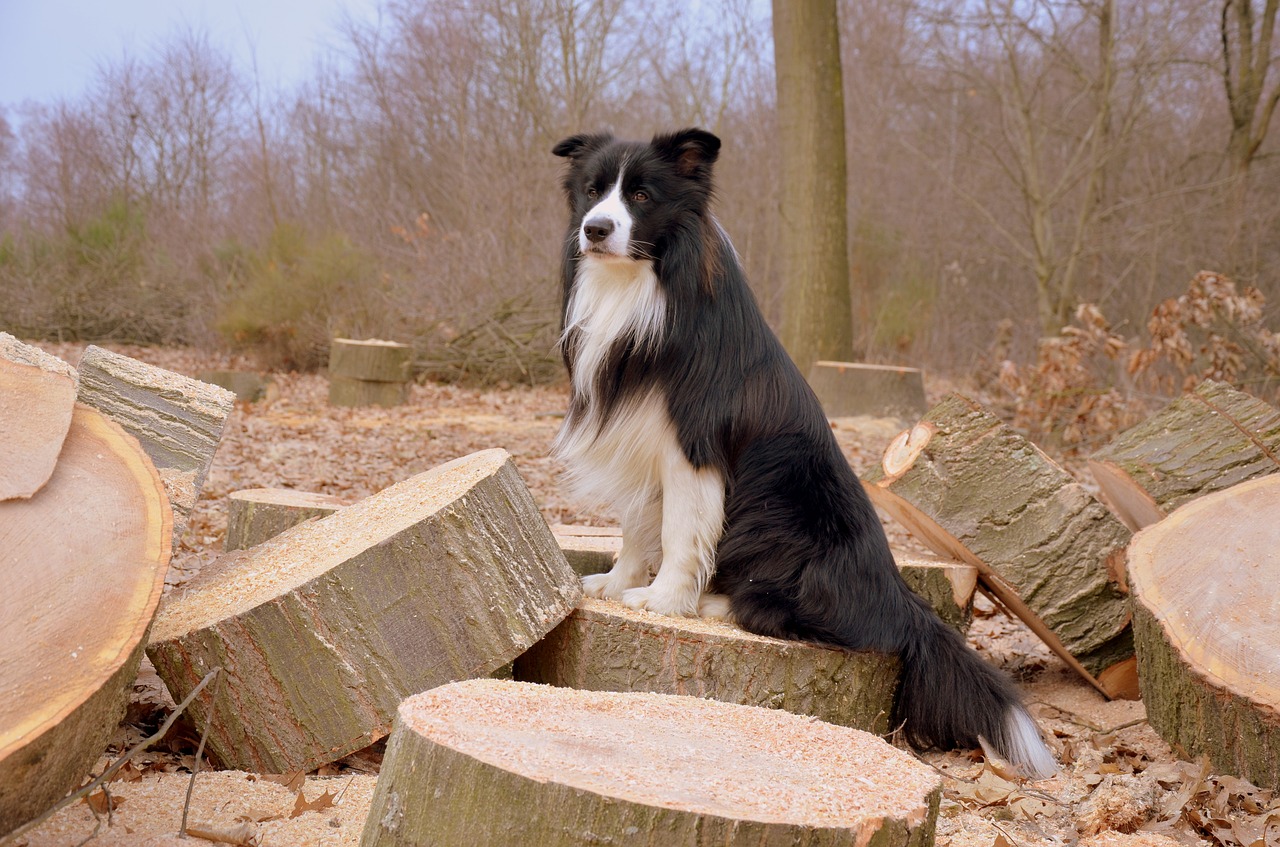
[17,343,1280,847]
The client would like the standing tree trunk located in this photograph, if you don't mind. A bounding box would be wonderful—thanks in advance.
[772,0,853,373]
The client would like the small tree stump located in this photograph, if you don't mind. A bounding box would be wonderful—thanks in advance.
[1,406,171,835]
[328,375,409,408]
[361,679,941,847]
[0,334,76,500]
[1130,475,1280,790]
[224,487,348,551]
[197,370,272,403]
[550,524,622,576]
[1089,380,1280,530]
[807,361,928,421]
[862,393,1135,698]
[146,449,581,773]
[329,338,413,382]
[76,346,235,544]
[513,598,899,732]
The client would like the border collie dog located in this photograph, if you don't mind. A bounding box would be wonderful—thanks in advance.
[551,127,1057,779]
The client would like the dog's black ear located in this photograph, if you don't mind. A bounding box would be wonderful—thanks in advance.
[552,132,613,160]
[652,128,721,177]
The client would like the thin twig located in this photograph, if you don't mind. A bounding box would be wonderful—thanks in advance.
[7,667,222,843]
[180,669,223,838]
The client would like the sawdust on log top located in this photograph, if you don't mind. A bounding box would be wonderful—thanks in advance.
[229,487,350,509]
[0,331,76,376]
[80,345,235,419]
[151,449,510,641]
[578,596,826,646]
[402,679,940,828]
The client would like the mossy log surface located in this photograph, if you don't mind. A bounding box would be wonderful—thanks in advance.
[361,679,941,847]
[76,345,234,544]
[146,449,581,773]
[1129,475,1280,790]
[328,376,408,408]
[807,360,928,422]
[0,406,171,835]
[224,487,347,551]
[862,393,1134,698]
[513,597,899,733]
[1089,380,1280,530]
[329,338,412,383]
[0,333,76,500]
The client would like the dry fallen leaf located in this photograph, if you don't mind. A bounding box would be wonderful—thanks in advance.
[82,789,125,815]
[258,769,306,792]
[290,788,337,818]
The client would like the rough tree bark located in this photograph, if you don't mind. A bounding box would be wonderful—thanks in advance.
[1130,475,1280,790]
[361,679,941,847]
[224,487,348,551]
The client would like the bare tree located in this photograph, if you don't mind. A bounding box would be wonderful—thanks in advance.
[1222,0,1280,176]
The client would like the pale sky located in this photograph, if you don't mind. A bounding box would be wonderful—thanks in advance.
[0,0,383,114]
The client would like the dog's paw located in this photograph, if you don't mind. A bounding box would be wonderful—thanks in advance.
[621,585,697,617]
[581,573,630,601]
[697,593,733,619]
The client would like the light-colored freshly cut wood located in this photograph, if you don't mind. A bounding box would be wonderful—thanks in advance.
[1129,475,1280,790]
[1089,380,1280,530]
[76,345,235,544]
[224,487,347,551]
[513,597,899,732]
[0,405,171,836]
[328,337,412,382]
[807,360,928,422]
[328,375,408,407]
[146,449,582,774]
[862,393,1135,698]
[0,334,77,501]
[551,524,622,576]
[361,679,941,847]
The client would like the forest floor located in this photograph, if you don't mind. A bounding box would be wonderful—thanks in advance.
[15,343,1276,847]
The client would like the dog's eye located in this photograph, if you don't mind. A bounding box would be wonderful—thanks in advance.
[632,191,648,202]
[586,187,598,200]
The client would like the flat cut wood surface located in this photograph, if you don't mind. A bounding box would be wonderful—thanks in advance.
[0,333,77,500]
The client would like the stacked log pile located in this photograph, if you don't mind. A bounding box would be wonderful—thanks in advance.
[328,337,413,407]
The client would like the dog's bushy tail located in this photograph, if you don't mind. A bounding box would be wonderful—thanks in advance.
[894,597,1057,779]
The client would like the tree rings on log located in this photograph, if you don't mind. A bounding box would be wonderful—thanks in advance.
[146,449,582,774]
[1090,380,1280,531]
[0,334,76,501]
[224,487,347,551]
[1129,475,1280,790]
[361,679,941,847]
[807,360,928,422]
[862,393,1135,698]
[1,405,171,835]
[514,598,899,732]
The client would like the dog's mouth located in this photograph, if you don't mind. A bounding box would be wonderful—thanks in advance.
[582,244,628,260]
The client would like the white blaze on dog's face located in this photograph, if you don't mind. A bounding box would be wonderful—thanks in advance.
[578,168,634,260]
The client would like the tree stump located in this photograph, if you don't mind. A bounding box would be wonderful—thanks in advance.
[1129,475,1280,790]
[361,679,941,847]
[197,370,272,403]
[807,361,928,422]
[550,524,622,576]
[1089,380,1280,530]
[76,346,235,544]
[328,376,409,408]
[146,449,581,773]
[0,405,171,835]
[862,393,1135,699]
[513,598,899,732]
[328,338,412,408]
[224,487,348,551]
[0,334,76,501]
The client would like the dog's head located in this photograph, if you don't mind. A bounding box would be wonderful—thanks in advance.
[552,128,720,263]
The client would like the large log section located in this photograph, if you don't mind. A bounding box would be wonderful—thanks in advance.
[146,449,581,774]
[0,406,171,835]
[0,334,76,501]
[862,394,1135,698]
[361,679,941,847]
[1089,380,1280,531]
[1130,475,1280,790]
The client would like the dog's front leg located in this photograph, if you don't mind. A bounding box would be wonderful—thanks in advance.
[582,494,662,600]
[622,453,725,617]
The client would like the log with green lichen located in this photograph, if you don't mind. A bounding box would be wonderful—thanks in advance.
[513,597,899,733]
[360,679,941,847]
[1129,475,1280,790]
[224,487,348,551]
[862,393,1135,698]
[1089,380,1280,531]
[146,449,581,774]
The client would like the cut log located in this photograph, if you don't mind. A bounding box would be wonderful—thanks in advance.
[0,405,171,835]
[224,487,347,551]
[1129,475,1280,790]
[1089,380,1280,531]
[197,369,272,403]
[513,597,899,732]
[862,393,1135,698]
[361,679,941,847]
[146,449,581,773]
[328,337,413,383]
[0,334,76,500]
[807,360,928,422]
[328,375,409,408]
[550,525,976,633]
[76,346,235,544]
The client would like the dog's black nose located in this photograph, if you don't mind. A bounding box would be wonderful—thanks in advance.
[583,217,614,243]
